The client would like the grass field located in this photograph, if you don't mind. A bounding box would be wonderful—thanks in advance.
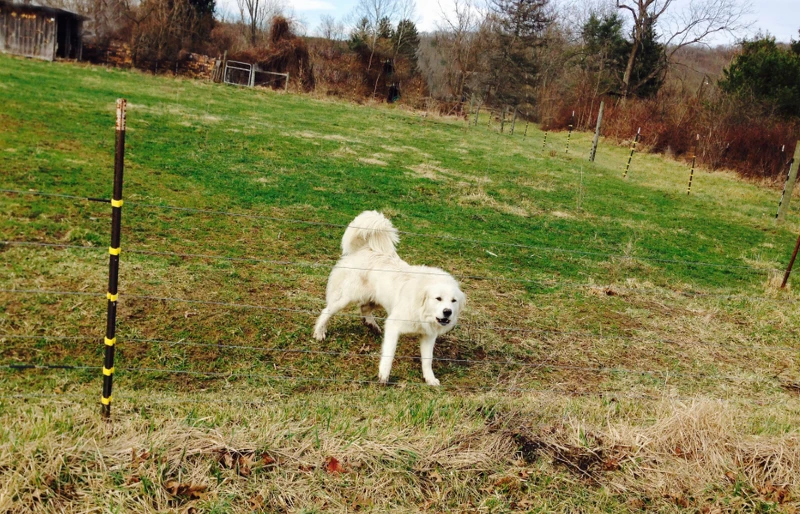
[2,53,800,512]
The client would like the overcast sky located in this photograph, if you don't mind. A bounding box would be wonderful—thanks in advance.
[216,0,799,45]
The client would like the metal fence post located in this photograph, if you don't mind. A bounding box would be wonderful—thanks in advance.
[781,231,800,289]
[101,98,126,418]
[687,134,699,195]
[623,128,641,178]
[565,110,574,153]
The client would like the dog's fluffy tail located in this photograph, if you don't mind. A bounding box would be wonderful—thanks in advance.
[341,210,399,256]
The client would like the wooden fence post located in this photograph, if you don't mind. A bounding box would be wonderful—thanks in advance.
[589,101,604,162]
[776,140,800,223]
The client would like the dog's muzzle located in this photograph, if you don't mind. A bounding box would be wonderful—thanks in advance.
[436,317,451,326]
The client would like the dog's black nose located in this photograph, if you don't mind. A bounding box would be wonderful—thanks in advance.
[443,309,452,317]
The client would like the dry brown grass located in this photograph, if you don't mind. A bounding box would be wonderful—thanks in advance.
[2,392,798,512]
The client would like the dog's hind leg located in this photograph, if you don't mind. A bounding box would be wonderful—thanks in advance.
[313,295,350,341]
[360,303,382,334]
[377,321,400,384]
[420,334,440,386]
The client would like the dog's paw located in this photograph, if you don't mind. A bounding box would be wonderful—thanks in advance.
[312,328,326,341]
[378,373,390,385]
[425,377,441,387]
[364,322,382,335]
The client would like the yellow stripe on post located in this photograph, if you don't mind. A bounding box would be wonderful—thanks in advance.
[103,367,114,376]
[107,292,118,302]
[110,199,124,208]
[109,247,121,255]
[100,395,112,405]
[104,337,116,346]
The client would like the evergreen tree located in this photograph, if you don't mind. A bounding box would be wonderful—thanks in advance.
[392,19,419,70]
[581,12,628,94]
[720,35,800,118]
[488,0,552,106]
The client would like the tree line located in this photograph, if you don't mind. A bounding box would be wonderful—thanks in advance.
[44,0,800,179]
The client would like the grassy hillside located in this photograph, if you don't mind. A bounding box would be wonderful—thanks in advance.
[1,54,800,512]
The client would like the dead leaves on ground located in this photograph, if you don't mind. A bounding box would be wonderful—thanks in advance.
[164,481,208,500]
[218,449,277,477]
[324,456,345,474]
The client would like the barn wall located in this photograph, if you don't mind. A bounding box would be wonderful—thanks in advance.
[0,8,58,61]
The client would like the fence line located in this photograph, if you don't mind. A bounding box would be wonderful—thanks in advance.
[0,358,772,385]
[0,188,778,274]
[0,386,741,409]
[3,289,798,337]
[3,331,798,369]
[2,242,790,303]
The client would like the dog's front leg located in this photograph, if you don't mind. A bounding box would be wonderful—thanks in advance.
[377,320,400,384]
[419,334,440,386]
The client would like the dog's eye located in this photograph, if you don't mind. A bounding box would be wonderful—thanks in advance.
[435,297,442,301]
[452,299,457,303]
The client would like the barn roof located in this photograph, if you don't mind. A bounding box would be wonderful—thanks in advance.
[0,0,87,20]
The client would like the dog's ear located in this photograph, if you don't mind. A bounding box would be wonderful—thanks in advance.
[419,286,429,309]
[456,287,466,308]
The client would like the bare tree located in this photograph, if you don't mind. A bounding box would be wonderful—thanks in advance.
[237,0,283,47]
[317,14,345,40]
[433,0,486,99]
[616,0,750,97]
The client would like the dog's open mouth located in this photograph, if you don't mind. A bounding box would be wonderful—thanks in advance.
[436,317,451,326]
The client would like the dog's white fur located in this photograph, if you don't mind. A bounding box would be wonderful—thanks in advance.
[313,211,465,385]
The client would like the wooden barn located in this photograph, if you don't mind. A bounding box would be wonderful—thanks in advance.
[0,1,84,61]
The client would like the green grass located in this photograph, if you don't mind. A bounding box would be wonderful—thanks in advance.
[1,54,800,512]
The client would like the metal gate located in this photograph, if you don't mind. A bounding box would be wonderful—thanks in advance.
[223,60,252,86]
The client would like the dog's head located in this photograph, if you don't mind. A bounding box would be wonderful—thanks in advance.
[421,278,466,332]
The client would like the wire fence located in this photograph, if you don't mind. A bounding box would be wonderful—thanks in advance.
[0,384,739,410]
[3,288,799,338]
[1,170,797,413]
[0,349,781,385]
[1,240,791,304]
[0,359,768,394]
[0,188,782,274]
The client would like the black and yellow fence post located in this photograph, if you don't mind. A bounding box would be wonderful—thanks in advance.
[101,98,126,417]
[687,134,699,195]
[565,110,574,153]
[541,130,548,152]
[623,128,641,178]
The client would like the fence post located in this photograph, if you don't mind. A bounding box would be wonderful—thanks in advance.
[565,110,574,153]
[687,134,699,195]
[776,140,800,223]
[781,231,800,288]
[510,107,518,135]
[523,121,529,139]
[623,128,641,178]
[589,101,604,162]
[101,98,126,418]
[542,129,548,152]
[500,107,506,133]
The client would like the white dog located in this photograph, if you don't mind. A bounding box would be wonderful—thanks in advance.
[313,211,465,386]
